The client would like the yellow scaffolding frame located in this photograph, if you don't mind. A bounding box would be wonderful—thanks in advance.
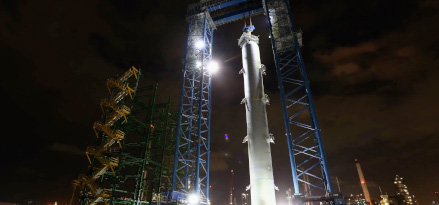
[106,66,139,99]
[71,67,139,205]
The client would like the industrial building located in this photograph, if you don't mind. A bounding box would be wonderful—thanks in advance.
[344,194,366,205]
[394,175,414,205]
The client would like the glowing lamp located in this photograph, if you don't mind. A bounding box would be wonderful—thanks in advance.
[188,193,199,204]
[196,61,202,68]
[207,61,219,73]
[195,40,205,49]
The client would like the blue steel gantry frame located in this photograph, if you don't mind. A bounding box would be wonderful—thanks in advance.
[173,0,342,203]
[171,11,215,204]
[263,0,334,199]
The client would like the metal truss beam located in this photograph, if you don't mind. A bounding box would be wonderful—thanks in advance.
[263,0,333,198]
[171,10,214,205]
[188,0,249,15]
[188,0,264,26]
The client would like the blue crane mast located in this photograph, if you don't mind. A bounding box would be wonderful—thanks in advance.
[170,10,215,205]
[263,0,344,203]
[170,0,345,204]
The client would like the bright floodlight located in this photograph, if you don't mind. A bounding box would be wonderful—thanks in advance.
[188,193,199,204]
[195,40,205,49]
[207,61,219,73]
[196,61,202,68]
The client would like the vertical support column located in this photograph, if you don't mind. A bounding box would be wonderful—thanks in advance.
[171,10,215,204]
[263,0,300,196]
[263,0,334,200]
[205,21,214,203]
[157,96,172,194]
[134,85,157,204]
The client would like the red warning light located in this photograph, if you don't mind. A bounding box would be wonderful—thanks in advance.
[361,180,366,184]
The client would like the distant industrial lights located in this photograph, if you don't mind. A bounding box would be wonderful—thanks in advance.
[187,193,199,204]
[207,61,219,73]
[195,40,205,49]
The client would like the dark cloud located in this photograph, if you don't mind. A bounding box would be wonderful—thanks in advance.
[0,0,22,22]
[16,167,36,176]
[48,143,85,156]
[309,2,439,203]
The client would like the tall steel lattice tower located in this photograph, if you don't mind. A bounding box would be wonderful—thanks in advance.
[170,0,344,204]
[265,0,343,203]
[170,10,215,205]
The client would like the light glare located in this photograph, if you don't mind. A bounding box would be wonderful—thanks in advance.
[195,40,205,49]
[207,61,219,73]
[188,194,199,204]
[196,61,202,68]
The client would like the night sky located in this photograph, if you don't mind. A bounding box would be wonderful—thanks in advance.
[1,0,438,204]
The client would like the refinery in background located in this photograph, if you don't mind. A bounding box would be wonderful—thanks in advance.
[339,174,418,205]
[393,175,416,205]
[275,159,421,205]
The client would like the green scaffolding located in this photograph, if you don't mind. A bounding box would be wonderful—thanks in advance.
[72,68,175,205]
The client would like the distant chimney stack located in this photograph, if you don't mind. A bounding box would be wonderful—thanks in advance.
[355,159,371,204]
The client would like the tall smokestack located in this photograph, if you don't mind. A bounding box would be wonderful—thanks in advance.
[355,159,371,204]
[229,170,234,205]
[239,22,277,205]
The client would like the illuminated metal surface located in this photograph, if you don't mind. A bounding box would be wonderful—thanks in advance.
[171,11,215,205]
[239,26,276,205]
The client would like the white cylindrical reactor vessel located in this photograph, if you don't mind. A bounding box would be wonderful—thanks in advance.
[239,28,277,205]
